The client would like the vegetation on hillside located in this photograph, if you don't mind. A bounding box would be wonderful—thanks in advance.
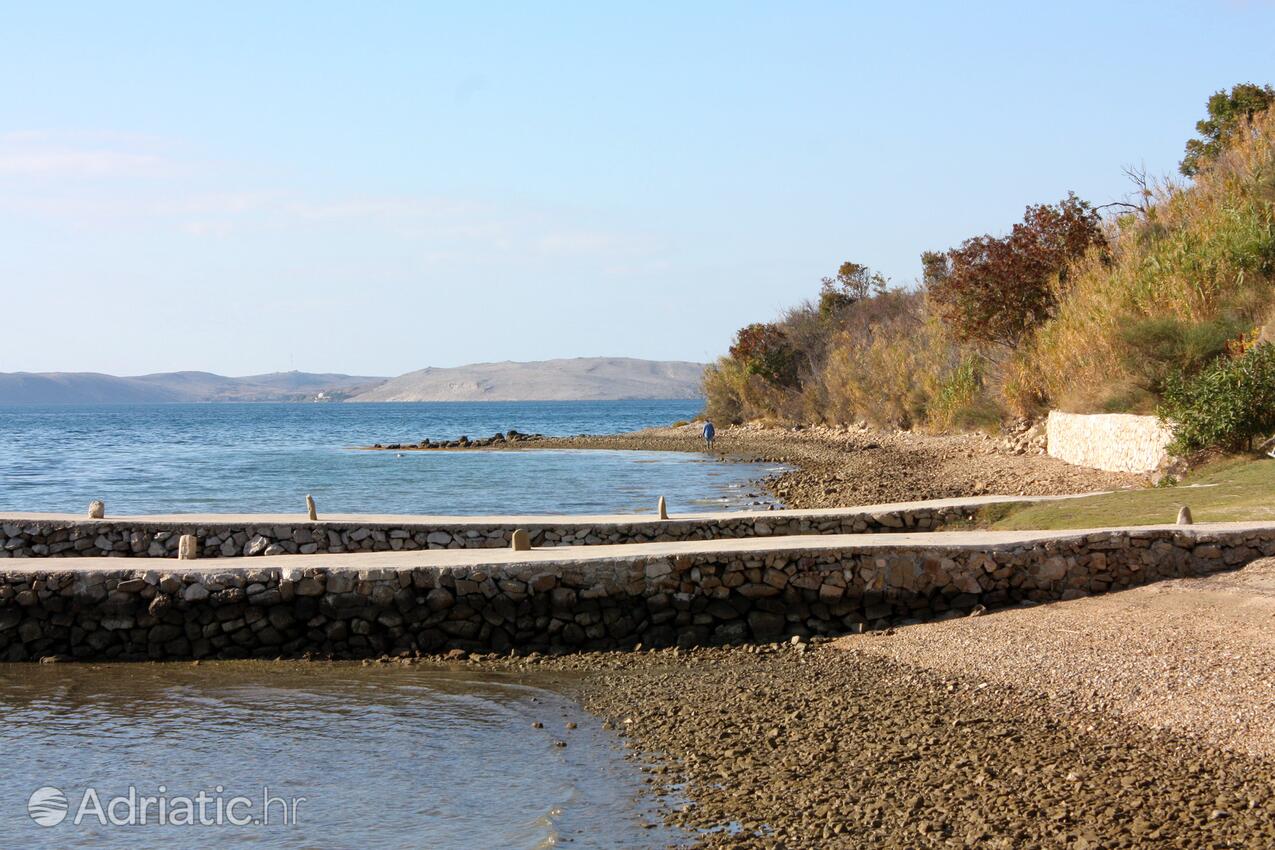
[704,84,1275,452]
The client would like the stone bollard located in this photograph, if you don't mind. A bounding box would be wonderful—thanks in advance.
[306,494,318,521]
[1177,505,1193,525]
[511,529,530,551]
[658,496,668,520]
[87,500,105,519]
[177,534,199,560]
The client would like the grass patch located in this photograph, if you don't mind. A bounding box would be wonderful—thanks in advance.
[987,455,1275,530]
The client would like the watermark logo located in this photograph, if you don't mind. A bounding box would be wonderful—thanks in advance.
[27,787,69,827]
[25,785,304,828]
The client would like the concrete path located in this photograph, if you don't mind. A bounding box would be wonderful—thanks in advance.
[6,520,1274,574]
[0,491,1102,528]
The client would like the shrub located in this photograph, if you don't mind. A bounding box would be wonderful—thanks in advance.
[1117,315,1247,395]
[728,323,800,389]
[928,356,1000,431]
[1158,340,1275,453]
[818,261,888,319]
[927,193,1105,349]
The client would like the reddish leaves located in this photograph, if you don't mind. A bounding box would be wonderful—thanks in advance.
[927,193,1105,348]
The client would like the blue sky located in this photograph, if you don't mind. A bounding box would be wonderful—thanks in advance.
[2,1,1273,376]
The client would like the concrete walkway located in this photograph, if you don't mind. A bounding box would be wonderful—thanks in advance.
[7,520,1274,574]
[0,491,1101,528]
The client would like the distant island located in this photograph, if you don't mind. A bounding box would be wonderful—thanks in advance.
[352,358,704,402]
[0,358,705,403]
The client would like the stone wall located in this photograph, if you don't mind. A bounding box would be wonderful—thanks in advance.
[0,505,975,560]
[2,525,1271,661]
[1046,411,1172,473]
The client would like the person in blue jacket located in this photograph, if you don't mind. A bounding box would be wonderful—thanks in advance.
[702,420,716,450]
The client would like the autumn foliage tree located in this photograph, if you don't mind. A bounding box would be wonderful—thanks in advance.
[729,322,800,388]
[926,193,1105,349]
[818,261,888,319]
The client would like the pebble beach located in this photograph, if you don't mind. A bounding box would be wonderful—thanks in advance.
[446,557,1275,848]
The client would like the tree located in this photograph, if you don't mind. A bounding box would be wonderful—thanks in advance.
[728,322,800,388]
[920,250,949,289]
[927,193,1105,349]
[818,261,887,319]
[1180,82,1275,177]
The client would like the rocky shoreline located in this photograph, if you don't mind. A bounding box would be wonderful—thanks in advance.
[411,559,1275,848]
[9,546,1269,845]
[362,422,1146,509]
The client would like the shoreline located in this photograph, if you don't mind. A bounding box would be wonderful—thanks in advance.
[10,414,1268,846]
[361,422,1147,509]
[6,528,1272,846]
[433,556,1275,847]
[18,575,1274,850]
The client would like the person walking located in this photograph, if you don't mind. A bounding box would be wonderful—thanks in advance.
[702,419,716,451]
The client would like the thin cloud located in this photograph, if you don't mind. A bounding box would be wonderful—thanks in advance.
[0,130,176,178]
[0,150,165,177]
[0,129,663,267]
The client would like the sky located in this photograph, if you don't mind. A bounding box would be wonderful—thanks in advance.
[2,1,1274,377]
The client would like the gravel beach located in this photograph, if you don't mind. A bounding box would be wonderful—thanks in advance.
[367,422,1145,509]
[427,560,1275,848]
[841,557,1275,760]
[362,424,1271,847]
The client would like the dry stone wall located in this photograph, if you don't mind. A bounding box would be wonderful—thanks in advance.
[2,525,1272,661]
[0,505,972,560]
[1046,411,1172,473]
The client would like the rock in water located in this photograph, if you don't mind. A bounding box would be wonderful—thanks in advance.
[306,494,318,521]
[177,534,198,560]
[1177,505,1193,525]
[511,529,530,551]
[87,500,105,519]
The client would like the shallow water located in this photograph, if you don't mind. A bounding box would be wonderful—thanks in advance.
[0,401,783,514]
[0,663,681,849]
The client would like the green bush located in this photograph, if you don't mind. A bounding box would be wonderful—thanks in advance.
[1117,315,1247,394]
[1158,341,1275,453]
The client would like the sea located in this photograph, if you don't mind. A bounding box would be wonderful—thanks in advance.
[0,400,783,515]
[0,662,683,849]
[0,400,775,847]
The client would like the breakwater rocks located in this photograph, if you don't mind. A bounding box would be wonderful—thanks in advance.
[0,502,983,560]
[371,429,543,450]
[1,525,1272,661]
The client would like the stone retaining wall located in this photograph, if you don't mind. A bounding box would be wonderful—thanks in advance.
[2,526,1271,661]
[1046,410,1172,473]
[0,505,975,560]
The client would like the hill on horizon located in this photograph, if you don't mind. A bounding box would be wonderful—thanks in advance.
[348,357,705,402]
[0,370,384,404]
[0,359,706,403]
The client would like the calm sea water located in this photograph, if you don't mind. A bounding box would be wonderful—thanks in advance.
[0,663,683,849]
[0,401,750,847]
[0,401,782,515]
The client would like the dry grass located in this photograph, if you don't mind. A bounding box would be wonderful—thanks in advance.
[704,111,1275,429]
[1022,110,1275,413]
